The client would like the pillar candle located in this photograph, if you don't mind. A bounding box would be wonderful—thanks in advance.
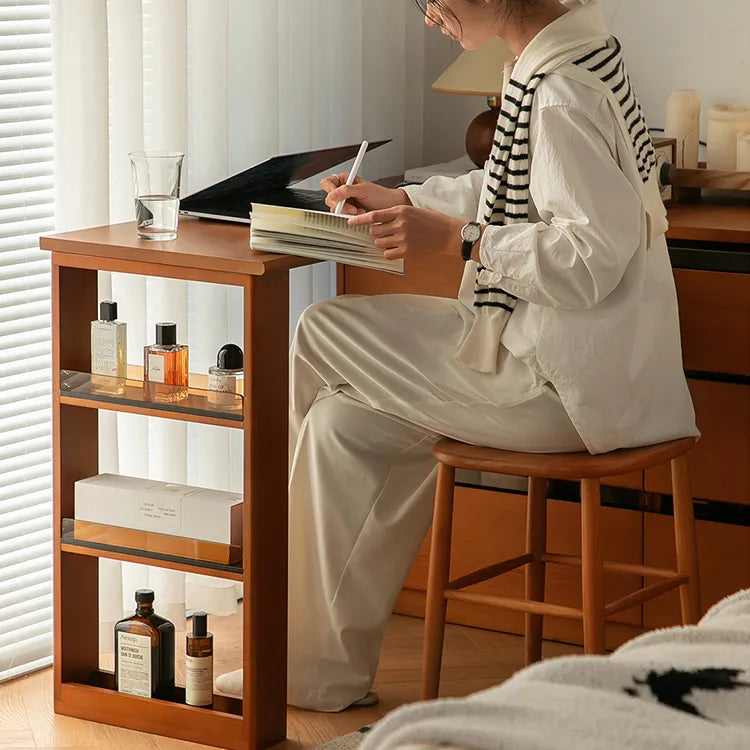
[665,90,701,168]
[706,105,750,171]
[737,131,750,171]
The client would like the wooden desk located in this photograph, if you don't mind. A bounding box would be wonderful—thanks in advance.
[666,193,750,245]
[41,217,314,749]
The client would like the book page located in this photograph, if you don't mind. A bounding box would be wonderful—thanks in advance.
[250,201,403,274]
[251,203,371,240]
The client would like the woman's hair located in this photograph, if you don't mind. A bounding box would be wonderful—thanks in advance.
[413,0,539,31]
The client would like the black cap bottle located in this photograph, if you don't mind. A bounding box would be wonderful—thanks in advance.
[185,612,214,706]
[208,344,244,407]
[91,299,127,388]
[114,589,175,699]
[144,322,189,403]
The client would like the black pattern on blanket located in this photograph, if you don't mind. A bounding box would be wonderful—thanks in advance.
[360,589,750,750]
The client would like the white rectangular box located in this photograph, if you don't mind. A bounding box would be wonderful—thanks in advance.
[74,474,242,546]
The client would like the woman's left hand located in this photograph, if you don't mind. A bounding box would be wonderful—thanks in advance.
[347,205,467,261]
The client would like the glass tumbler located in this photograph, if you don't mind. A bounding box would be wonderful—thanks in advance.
[129,150,185,240]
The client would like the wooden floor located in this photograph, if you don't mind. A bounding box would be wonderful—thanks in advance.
[0,613,581,750]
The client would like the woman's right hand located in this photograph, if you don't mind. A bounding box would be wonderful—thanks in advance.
[320,173,411,215]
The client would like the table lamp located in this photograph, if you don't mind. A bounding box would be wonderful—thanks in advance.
[431,37,515,167]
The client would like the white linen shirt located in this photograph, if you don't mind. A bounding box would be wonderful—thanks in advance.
[403,73,698,453]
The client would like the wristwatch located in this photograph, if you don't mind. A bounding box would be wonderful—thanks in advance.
[460,221,482,261]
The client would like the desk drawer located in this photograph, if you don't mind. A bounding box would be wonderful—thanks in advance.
[643,513,750,628]
[674,269,750,376]
[645,379,750,504]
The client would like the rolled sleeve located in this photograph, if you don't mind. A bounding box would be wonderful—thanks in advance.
[402,169,486,221]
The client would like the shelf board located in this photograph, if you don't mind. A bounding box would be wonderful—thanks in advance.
[59,370,244,428]
[58,672,244,749]
[61,519,243,581]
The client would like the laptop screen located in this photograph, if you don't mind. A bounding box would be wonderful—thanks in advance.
[180,140,391,214]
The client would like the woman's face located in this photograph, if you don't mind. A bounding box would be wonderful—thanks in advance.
[424,0,500,50]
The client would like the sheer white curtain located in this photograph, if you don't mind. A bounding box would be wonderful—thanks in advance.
[51,0,424,647]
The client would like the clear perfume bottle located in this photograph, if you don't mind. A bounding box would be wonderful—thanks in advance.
[90,300,127,394]
[207,344,244,410]
[185,612,214,707]
[144,322,189,403]
[114,589,175,700]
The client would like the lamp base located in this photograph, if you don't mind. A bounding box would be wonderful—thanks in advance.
[466,102,500,168]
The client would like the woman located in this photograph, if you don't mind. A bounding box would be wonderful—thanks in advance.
[288,0,698,712]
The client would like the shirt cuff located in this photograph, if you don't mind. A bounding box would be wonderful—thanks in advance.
[401,184,428,209]
[478,222,541,278]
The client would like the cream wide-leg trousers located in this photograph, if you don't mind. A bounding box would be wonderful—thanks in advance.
[287,294,585,712]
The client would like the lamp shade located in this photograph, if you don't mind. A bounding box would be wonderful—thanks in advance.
[431,37,515,97]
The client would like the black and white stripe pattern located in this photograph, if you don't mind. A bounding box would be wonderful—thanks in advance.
[472,72,545,315]
[572,37,656,181]
[472,35,655,327]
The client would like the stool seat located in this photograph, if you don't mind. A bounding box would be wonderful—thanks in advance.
[432,436,698,480]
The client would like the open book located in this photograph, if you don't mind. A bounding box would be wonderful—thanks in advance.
[250,203,404,274]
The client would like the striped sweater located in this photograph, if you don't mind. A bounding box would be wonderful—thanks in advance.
[469,35,657,343]
[404,0,697,453]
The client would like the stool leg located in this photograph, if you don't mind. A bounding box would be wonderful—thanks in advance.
[524,477,548,666]
[421,462,456,701]
[671,455,701,624]
[581,478,605,654]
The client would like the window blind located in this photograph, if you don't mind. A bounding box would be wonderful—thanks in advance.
[0,0,55,682]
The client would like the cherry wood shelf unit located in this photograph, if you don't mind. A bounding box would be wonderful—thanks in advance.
[41,218,316,749]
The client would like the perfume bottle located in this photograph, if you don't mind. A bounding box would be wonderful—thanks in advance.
[185,612,214,707]
[90,300,127,394]
[207,344,244,409]
[114,589,175,699]
[144,322,189,403]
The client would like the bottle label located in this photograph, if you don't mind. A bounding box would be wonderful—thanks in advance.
[117,631,151,698]
[91,323,120,377]
[148,353,166,383]
[185,654,213,706]
[208,372,236,393]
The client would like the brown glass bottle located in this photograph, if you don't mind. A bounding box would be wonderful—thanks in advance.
[114,589,175,699]
[144,322,189,403]
[185,612,214,707]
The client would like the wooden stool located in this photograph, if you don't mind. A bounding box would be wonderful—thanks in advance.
[421,437,700,701]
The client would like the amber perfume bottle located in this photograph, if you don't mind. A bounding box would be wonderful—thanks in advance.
[114,589,175,699]
[144,322,189,403]
[185,612,214,707]
[90,300,127,394]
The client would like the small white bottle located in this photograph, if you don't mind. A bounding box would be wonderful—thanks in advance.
[91,300,127,393]
[207,344,244,409]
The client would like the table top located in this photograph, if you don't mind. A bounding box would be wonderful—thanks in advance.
[40,216,317,276]
[40,191,750,278]
[666,196,750,245]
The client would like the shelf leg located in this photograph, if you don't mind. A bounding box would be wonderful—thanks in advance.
[243,270,290,749]
[53,264,100,696]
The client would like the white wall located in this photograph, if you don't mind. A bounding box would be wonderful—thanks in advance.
[422,0,750,165]
[600,0,750,152]
[423,31,487,166]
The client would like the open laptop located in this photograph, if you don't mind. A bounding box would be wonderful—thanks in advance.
[179,140,391,224]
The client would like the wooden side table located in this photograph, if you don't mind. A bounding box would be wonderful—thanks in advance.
[41,217,316,749]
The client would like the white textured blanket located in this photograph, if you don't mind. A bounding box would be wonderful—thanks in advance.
[360,589,750,750]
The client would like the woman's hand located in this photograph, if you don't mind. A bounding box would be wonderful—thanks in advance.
[347,205,468,261]
[320,173,412,215]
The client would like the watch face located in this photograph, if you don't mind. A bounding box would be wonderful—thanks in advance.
[462,222,481,244]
